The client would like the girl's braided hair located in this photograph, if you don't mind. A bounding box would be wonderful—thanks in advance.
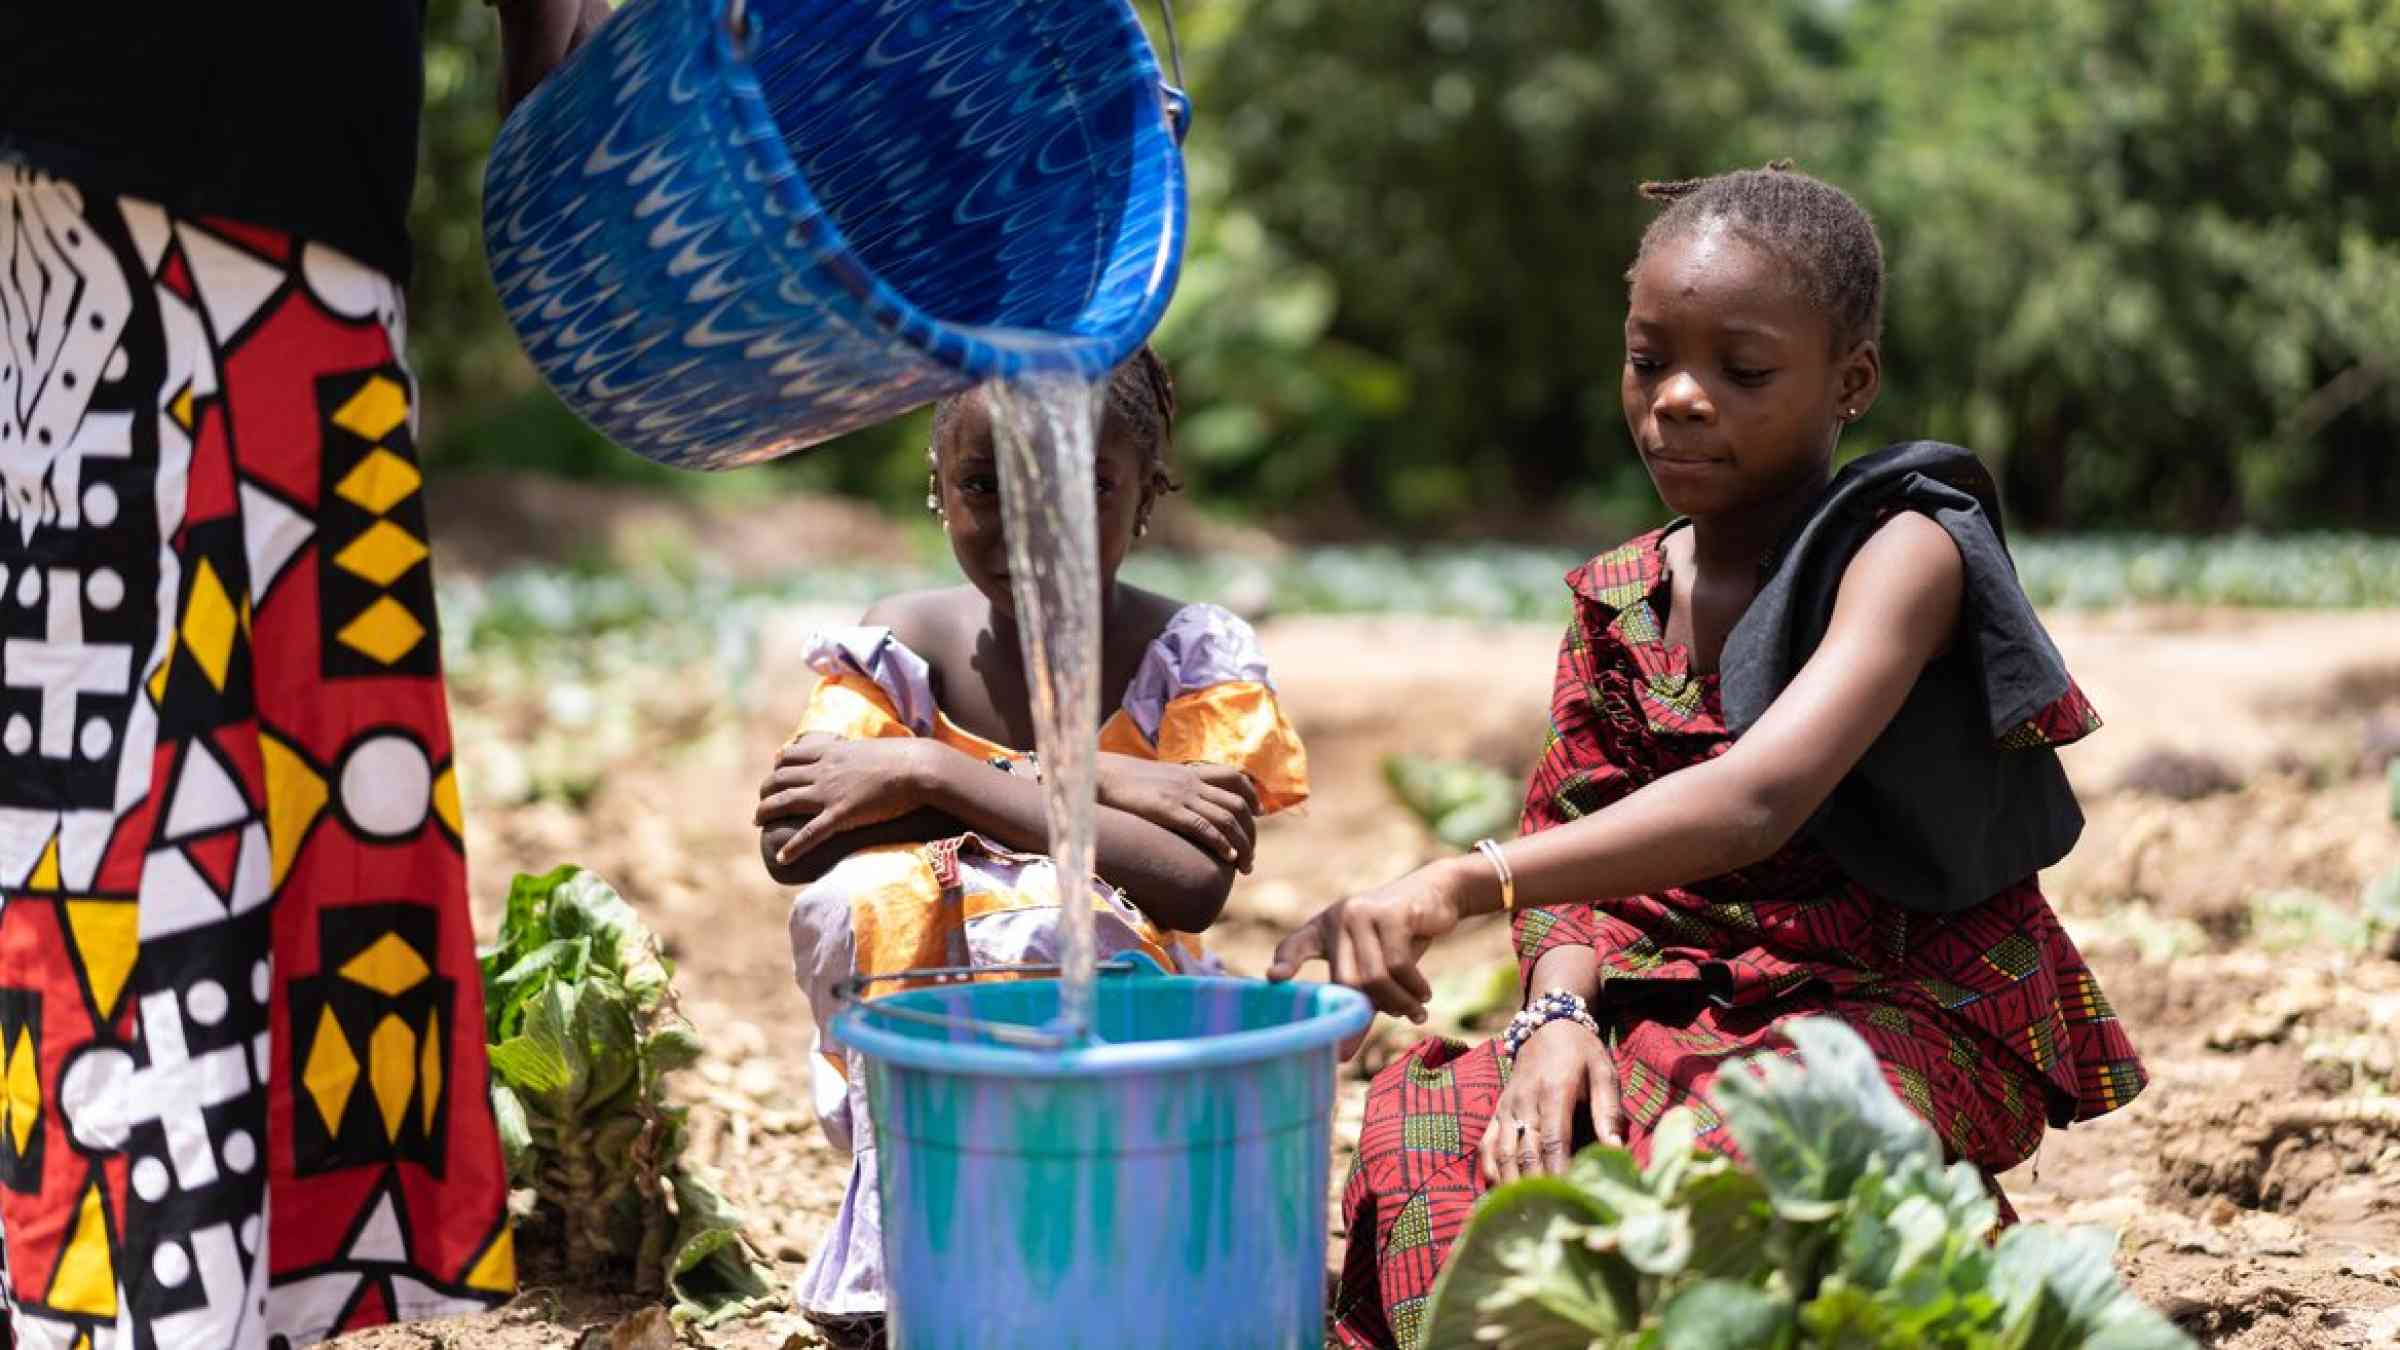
[1628,160,1885,350]
[932,345,1183,497]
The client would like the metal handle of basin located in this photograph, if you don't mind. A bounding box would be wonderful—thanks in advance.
[836,960,1147,1049]
[1151,0,1191,144]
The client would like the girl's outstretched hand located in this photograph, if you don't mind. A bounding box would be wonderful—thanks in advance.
[1482,1022,1620,1185]
[756,736,938,863]
[1266,862,1467,1028]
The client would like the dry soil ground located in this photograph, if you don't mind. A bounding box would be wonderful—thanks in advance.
[342,485,2400,1347]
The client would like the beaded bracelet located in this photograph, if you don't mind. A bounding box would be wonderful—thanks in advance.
[1501,989,1602,1059]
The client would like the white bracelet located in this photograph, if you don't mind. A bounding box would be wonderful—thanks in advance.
[1474,837,1516,912]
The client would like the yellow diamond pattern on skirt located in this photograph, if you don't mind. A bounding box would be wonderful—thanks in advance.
[333,445,424,515]
[5,1024,39,1155]
[331,374,411,444]
[420,1009,444,1134]
[333,519,429,588]
[370,1013,416,1142]
[338,595,427,665]
[181,556,239,691]
[305,1003,361,1134]
[340,931,431,996]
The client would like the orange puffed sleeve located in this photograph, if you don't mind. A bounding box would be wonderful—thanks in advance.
[1151,681,1310,815]
[790,671,917,744]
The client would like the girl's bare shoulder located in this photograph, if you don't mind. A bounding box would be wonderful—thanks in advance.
[861,586,981,643]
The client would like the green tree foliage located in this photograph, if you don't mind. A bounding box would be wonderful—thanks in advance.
[1852,0,2400,531]
[403,0,2399,533]
[1195,0,1850,526]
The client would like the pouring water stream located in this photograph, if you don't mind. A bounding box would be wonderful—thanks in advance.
[984,370,1107,1043]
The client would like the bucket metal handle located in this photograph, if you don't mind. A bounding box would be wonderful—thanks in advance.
[835,960,1148,1050]
[1150,0,1191,144]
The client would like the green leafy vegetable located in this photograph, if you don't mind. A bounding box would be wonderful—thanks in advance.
[479,865,778,1327]
[1383,753,1521,849]
[1421,1016,2191,1349]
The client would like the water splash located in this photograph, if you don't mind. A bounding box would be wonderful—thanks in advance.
[984,370,1105,1042]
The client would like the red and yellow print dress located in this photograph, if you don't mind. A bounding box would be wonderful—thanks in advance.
[1330,527,2147,1350]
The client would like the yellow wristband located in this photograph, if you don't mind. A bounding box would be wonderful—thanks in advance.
[1474,838,1516,913]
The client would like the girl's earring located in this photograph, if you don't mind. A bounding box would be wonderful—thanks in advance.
[1844,408,1859,420]
[926,471,943,520]
[1135,515,1150,539]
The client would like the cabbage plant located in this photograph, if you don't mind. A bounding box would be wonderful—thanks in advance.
[480,866,776,1326]
[1422,1018,2192,1349]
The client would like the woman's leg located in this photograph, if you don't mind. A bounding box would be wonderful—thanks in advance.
[1612,993,2044,1220]
[1328,1037,1507,1350]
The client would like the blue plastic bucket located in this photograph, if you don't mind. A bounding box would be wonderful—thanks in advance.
[483,0,1189,470]
[831,976,1372,1348]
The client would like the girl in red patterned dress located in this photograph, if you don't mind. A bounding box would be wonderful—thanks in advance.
[1268,164,2148,1349]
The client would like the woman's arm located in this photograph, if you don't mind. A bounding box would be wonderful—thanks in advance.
[758,738,1240,931]
[1456,512,1964,915]
[1271,513,1964,1015]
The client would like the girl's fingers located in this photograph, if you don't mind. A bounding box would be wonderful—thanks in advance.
[1266,916,1328,981]
[1371,910,1433,1019]
[1198,765,1262,814]
[1329,916,1360,992]
[776,740,826,768]
[755,766,820,812]
[1349,910,1427,1023]
[1194,799,1255,870]
[1180,807,1238,866]
[776,805,845,864]
[1201,788,1259,866]
[753,786,822,824]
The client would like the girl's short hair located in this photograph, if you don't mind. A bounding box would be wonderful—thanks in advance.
[932,345,1182,494]
[1628,161,1885,350]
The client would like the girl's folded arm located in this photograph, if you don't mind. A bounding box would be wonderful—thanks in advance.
[761,810,969,887]
[1479,514,1965,913]
[908,746,1238,932]
[757,733,1238,927]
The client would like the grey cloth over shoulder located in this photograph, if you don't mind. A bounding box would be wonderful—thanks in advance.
[1720,442,2087,913]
